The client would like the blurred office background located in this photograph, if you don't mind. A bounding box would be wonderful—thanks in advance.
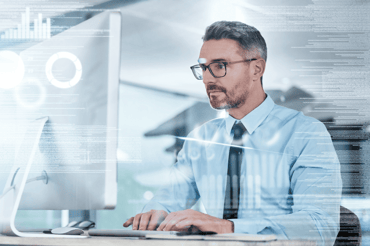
[0,0,370,243]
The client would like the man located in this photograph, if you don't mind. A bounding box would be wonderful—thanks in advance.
[124,21,342,245]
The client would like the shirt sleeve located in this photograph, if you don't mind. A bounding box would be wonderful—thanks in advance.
[231,119,342,246]
[142,131,200,213]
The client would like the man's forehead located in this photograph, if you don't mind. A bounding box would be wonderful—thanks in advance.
[198,39,243,62]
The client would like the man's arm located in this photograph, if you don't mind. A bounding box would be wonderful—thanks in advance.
[123,131,201,230]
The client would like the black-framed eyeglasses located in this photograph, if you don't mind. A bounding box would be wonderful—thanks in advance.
[190,59,257,80]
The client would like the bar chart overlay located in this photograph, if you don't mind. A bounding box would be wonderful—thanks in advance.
[1,7,51,40]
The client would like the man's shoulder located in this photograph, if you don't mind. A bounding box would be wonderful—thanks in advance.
[270,104,327,131]
[188,117,225,137]
[196,117,225,131]
[202,117,225,126]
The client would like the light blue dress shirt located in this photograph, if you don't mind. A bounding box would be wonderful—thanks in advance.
[143,94,342,246]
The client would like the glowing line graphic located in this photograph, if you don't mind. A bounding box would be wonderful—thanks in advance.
[175,136,297,157]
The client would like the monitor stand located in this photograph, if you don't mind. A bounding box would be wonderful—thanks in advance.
[0,117,87,238]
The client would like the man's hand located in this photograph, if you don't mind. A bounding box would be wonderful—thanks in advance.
[156,209,233,234]
[123,209,168,230]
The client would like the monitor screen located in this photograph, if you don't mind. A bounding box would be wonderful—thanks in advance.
[1,11,120,211]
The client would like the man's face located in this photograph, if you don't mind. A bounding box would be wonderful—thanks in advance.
[199,39,255,110]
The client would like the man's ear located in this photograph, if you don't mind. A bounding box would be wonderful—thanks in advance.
[252,59,266,82]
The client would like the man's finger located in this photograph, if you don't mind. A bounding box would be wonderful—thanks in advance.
[157,212,176,231]
[147,211,167,230]
[123,217,134,227]
[132,213,143,230]
[162,218,178,231]
[163,217,181,231]
[161,213,186,231]
[175,219,193,231]
[163,217,189,231]
[138,213,151,231]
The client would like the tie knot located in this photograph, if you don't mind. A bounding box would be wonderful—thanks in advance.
[232,122,246,140]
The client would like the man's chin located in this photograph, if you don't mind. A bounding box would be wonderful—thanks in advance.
[209,100,231,110]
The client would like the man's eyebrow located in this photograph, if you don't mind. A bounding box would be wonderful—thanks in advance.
[211,58,227,62]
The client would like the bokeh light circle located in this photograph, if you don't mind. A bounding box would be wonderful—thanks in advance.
[15,79,46,108]
[45,52,82,89]
[0,51,25,89]
[143,191,154,200]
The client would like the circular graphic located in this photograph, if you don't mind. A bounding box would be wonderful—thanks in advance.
[45,52,82,88]
[0,51,25,89]
[206,149,215,160]
[190,149,201,161]
[15,78,46,108]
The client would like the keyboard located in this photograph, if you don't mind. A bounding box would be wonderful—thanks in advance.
[88,229,177,237]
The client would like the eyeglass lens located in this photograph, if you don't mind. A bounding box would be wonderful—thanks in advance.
[192,62,226,80]
[192,66,203,80]
[208,62,226,77]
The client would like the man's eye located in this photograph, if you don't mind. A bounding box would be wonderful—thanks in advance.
[214,63,225,70]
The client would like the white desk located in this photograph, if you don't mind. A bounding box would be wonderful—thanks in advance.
[0,234,316,246]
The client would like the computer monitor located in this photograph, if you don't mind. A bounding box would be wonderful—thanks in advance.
[0,10,120,236]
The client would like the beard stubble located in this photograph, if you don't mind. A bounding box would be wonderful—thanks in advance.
[207,83,248,110]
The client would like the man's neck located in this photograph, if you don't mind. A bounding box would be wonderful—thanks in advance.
[227,89,266,120]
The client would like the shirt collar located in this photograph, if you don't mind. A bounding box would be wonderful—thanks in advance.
[225,94,275,135]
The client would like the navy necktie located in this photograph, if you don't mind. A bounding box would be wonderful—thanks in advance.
[223,122,246,219]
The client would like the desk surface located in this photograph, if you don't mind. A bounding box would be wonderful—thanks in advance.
[0,234,316,246]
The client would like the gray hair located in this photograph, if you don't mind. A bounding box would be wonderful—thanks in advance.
[203,21,267,85]
[202,21,267,62]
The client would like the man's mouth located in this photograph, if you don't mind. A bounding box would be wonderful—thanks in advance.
[208,90,223,95]
[206,85,226,97]
[208,89,225,94]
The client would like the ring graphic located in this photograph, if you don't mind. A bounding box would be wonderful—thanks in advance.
[45,52,82,88]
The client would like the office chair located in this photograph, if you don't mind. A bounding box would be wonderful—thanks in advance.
[334,206,361,246]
